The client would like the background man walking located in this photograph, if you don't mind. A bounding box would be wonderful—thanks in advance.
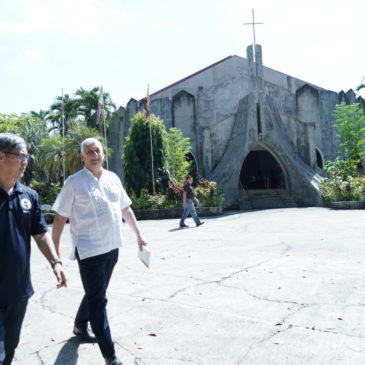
[180,175,204,228]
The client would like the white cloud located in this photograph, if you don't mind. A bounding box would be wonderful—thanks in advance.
[0,0,132,37]
[24,48,44,62]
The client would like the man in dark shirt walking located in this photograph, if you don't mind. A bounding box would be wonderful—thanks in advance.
[0,133,67,365]
[179,175,204,228]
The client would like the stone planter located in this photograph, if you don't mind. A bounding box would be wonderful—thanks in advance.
[326,201,365,209]
[134,206,223,220]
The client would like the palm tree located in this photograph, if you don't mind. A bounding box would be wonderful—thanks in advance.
[64,122,107,174]
[16,114,49,184]
[37,134,65,183]
[29,109,51,123]
[50,94,79,134]
[75,87,116,128]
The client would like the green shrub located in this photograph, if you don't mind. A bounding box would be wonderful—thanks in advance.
[130,179,224,209]
[320,176,363,202]
[319,158,364,202]
[30,181,61,205]
[130,189,180,210]
[195,178,224,206]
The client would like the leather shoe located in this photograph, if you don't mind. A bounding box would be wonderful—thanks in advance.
[180,224,189,228]
[105,355,123,365]
[196,221,205,227]
[73,325,97,343]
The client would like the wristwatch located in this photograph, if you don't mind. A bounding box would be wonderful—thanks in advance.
[50,258,62,268]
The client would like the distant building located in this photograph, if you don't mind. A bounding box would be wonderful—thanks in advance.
[108,45,365,209]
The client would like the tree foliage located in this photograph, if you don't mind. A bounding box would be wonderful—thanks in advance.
[165,127,192,184]
[75,87,116,128]
[37,134,65,183]
[333,102,365,168]
[0,113,48,183]
[123,112,169,196]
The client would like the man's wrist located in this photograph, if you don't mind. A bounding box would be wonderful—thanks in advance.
[50,258,62,268]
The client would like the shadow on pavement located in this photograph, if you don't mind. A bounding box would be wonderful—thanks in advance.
[53,337,80,365]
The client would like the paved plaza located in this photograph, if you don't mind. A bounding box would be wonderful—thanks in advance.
[12,207,365,365]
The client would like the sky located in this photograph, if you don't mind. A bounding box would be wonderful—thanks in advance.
[0,0,364,115]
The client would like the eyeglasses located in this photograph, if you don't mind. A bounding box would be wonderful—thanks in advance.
[5,152,31,162]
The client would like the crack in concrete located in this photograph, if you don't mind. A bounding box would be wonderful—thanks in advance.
[236,328,283,365]
[166,258,272,300]
[38,288,74,320]
[113,339,147,365]
[35,350,46,365]
[166,241,291,300]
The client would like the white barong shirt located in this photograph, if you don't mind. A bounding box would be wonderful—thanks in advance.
[52,167,132,260]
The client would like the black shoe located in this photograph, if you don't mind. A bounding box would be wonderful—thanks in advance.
[196,221,205,227]
[180,224,189,228]
[105,355,123,365]
[73,325,97,343]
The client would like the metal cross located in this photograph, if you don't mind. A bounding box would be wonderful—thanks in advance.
[244,9,264,62]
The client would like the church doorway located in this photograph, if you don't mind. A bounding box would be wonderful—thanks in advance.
[240,150,285,189]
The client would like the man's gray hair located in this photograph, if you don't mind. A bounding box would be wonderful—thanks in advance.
[80,137,103,153]
[0,133,27,152]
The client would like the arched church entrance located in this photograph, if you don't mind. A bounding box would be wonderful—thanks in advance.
[239,150,296,209]
[240,151,285,189]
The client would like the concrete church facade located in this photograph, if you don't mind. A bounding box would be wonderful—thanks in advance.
[108,45,365,209]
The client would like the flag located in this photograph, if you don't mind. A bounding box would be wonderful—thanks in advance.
[144,85,150,117]
[96,86,104,126]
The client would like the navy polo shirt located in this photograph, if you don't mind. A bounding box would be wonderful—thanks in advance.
[184,183,194,199]
[0,181,48,305]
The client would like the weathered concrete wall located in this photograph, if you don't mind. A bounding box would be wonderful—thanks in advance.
[172,90,197,154]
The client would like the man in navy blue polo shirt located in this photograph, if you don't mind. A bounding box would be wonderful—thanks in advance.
[0,133,67,365]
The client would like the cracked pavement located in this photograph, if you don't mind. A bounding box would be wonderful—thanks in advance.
[12,207,365,364]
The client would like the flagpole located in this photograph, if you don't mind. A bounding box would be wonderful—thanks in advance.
[61,88,66,185]
[96,86,108,169]
[149,117,155,195]
[103,105,109,170]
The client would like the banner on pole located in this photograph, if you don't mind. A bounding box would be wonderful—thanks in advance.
[96,86,104,125]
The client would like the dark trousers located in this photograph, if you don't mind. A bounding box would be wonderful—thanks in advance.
[75,248,118,359]
[0,300,28,365]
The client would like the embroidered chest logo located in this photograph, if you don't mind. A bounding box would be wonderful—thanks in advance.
[20,198,32,211]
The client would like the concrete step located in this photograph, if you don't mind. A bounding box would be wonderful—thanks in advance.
[239,189,297,209]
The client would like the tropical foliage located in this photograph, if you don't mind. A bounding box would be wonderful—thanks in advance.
[165,127,192,184]
[123,112,224,208]
[320,158,364,202]
[129,178,225,210]
[333,102,365,168]
[123,112,169,196]
[320,102,365,202]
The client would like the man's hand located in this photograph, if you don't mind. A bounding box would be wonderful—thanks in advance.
[137,236,148,251]
[53,263,67,288]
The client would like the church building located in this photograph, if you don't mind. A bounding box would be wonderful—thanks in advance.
[108,45,365,209]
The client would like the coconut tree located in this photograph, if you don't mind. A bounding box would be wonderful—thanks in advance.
[50,94,79,134]
[37,134,65,183]
[75,87,116,128]
[64,122,107,174]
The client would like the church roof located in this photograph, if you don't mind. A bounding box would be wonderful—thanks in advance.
[150,56,234,98]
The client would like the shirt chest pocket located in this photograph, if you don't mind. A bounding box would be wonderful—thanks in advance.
[103,184,120,203]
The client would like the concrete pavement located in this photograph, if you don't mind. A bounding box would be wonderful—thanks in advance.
[13,207,365,365]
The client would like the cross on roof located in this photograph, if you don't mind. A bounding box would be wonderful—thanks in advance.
[244,8,264,62]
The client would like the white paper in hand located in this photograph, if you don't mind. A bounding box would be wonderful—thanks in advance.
[138,247,150,268]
